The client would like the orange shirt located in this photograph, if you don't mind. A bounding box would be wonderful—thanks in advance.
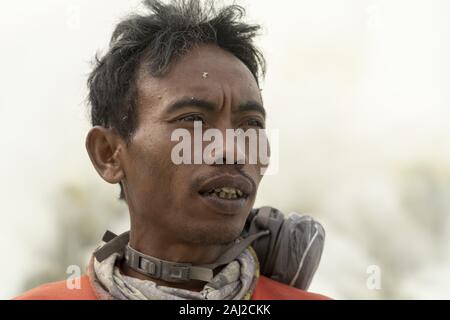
[13,275,330,300]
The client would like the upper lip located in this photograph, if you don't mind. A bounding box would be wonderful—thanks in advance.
[198,174,254,197]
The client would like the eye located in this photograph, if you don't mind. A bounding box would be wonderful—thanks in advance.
[178,114,205,124]
[243,118,265,129]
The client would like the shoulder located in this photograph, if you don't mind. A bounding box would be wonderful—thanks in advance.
[252,275,332,300]
[13,275,98,300]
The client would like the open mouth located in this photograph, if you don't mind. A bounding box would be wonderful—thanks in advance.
[200,186,248,200]
[197,174,253,214]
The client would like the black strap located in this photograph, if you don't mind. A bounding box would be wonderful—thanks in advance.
[93,231,130,262]
[199,230,270,269]
[93,229,269,283]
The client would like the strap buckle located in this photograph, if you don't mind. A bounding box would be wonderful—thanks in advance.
[167,265,191,282]
[125,245,192,282]
[137,256,162,278]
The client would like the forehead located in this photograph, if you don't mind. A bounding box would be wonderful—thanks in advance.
[136,44,261,106]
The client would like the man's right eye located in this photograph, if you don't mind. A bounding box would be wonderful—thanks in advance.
[178,114,205,123]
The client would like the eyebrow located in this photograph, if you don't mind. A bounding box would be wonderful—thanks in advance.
[166,97,266,118]
[166,97,217,114]
[238,100,266,119]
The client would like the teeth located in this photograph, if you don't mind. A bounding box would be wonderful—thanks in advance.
[222,187,235,193]
[209,187,244,199]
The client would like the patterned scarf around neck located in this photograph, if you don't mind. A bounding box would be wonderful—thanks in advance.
[87,242,260,300]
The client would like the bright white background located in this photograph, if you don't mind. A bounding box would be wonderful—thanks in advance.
[1,0,449,299]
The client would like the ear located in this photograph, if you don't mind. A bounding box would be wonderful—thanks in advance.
[85,126,125,184]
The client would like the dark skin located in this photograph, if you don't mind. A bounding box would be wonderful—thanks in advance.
[85,44,268,292]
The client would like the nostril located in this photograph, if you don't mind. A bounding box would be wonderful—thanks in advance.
[211,156,244,166]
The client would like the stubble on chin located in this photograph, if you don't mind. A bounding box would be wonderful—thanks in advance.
[175,220,244,245]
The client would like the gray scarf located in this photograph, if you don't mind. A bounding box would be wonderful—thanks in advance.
[87,243,260,300]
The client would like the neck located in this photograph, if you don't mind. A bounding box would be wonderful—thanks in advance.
[119,223,230,292]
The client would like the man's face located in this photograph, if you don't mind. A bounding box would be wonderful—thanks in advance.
[121,44,267,245]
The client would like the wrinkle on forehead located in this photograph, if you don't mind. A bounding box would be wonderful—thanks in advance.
[134,44,262,123]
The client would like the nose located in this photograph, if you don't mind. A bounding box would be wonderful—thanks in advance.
[204,128,246,166]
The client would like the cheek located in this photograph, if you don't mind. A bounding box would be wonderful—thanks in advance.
[127,126,177,190]
[244,134,269,175]
[252,170,264,194]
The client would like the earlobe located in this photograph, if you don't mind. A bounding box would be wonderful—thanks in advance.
[85,126,125,184]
